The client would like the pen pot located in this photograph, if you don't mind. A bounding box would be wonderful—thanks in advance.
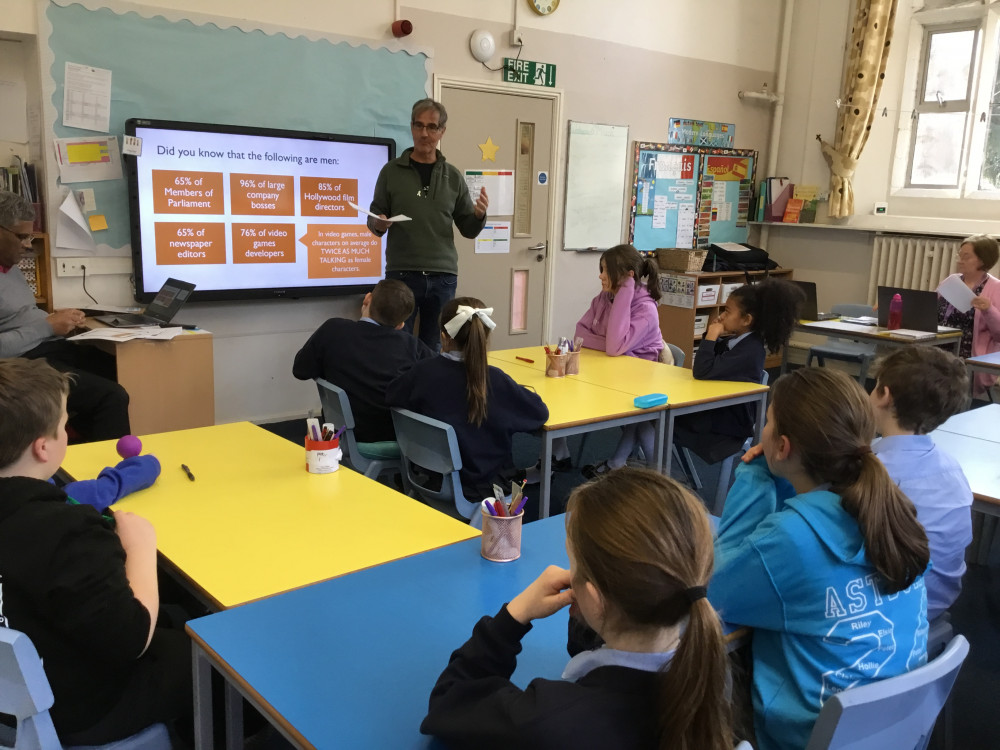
[481,508,524,562]
[545,350,580,378]
[305,436,342,474]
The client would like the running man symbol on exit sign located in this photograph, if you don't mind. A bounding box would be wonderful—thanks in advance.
[503,58,556,88]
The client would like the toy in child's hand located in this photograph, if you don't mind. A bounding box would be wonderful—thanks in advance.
[116,435,143,459]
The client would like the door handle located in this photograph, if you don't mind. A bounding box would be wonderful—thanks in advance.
[527,242,546,262]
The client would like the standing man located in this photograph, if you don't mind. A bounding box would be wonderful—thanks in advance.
[0,191,130,441]
[368,98,489,351]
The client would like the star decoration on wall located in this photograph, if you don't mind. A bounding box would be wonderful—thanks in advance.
[478,136,499,162]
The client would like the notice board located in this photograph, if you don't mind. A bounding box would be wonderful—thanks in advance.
[628,141,757,251]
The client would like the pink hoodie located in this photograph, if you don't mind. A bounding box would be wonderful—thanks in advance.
[939,273,1000,396]
[575,276,663,361]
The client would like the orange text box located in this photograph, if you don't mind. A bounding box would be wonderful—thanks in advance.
[152,170,224,214]
[301,224,382,279]
[154,222,227,265]
[232,224,297,264]
[300,177,358,218]
[230,174,295,216]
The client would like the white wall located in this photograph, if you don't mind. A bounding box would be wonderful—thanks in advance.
[4,0,782,423]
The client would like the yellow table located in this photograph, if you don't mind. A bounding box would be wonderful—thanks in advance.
[60,423,479,610]
[490,347,769,517]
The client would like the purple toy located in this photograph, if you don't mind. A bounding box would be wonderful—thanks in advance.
[116,435,142,459]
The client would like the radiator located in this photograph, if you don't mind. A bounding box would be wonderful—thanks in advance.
[867,234,959,304]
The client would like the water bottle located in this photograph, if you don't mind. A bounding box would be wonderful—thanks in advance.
[887,293,903,330]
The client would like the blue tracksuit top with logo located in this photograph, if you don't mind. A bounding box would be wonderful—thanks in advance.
[709,457,928,750]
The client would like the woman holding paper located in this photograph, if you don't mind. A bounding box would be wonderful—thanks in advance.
[937,234,1000,396]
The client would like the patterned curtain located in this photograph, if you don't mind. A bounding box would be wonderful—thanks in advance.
[818,0,898,217]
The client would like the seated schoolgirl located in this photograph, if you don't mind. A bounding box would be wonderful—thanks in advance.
[576,244,664,478]
[385,296,548,502]
[709,367,930,750]
[421,468,734,750]
[677,278,803,445]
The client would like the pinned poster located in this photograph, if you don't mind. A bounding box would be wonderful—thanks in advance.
[464,170,514,215]
[474,221,511,254]
[53,135,123,183]
[62,62,112,132]
[54,191,97,256]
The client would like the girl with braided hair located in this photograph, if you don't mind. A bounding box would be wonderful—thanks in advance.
[710,367,931,750]
[422,468,733,750]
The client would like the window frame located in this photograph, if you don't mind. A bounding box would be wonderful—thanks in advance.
[892,2,1000,199]
[905,22,979,189]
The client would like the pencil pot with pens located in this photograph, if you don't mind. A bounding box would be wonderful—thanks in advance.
[480,482,528,561]
[304,419,343,474]
[544,336,582,378]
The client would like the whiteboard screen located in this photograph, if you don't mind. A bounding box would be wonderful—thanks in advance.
[563,121,629,251]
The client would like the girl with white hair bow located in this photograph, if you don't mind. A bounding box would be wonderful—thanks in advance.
[386,296,549,504]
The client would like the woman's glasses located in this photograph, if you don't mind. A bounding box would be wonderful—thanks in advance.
[0,225,35,244]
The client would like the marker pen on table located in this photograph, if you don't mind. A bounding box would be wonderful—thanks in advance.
[515,356,534,364]
[181,463,195,481]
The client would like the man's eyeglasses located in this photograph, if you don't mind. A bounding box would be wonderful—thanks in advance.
[0,225,35,244]
[411,121,443,133]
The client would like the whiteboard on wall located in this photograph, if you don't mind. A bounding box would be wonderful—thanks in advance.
[562,121,629,251]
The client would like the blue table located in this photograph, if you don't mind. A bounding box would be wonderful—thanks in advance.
[966,351,1000,395]
[186,516,573,749]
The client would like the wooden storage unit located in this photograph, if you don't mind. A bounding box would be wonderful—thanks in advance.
[657,268,794,369]
[20,232,53,312]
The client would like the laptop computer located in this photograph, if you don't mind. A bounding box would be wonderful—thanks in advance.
[95,278,196,328]
[790,280,837,321]
[876,286,939,332]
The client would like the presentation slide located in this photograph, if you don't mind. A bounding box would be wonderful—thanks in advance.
[127,120,394,301]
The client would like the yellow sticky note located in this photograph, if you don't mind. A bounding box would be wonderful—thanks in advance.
[66,142,110,164]
[88,214,109,231]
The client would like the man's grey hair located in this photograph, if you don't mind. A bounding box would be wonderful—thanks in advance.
[411,98,448,128]
[0,191,34,228]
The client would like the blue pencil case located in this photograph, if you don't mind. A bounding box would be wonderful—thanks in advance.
[634,393,668,409]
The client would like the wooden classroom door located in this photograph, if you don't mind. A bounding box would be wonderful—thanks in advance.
[439,83,555,348]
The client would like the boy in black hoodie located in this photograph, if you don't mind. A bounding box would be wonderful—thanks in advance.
[0,358,190,744]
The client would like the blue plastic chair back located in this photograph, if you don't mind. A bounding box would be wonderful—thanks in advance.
[314,378,402,484]
[665,342,685,367]
[0,627,170,750]
[390,408,480,526]
[804,634,969,750]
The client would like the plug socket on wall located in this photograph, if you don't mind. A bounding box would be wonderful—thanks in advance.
[56,257,133,277]
[510,29,525,47]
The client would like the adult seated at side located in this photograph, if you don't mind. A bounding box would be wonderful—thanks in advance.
[869,347,973,622]
[292,279,433,442]
[0,191,130,442]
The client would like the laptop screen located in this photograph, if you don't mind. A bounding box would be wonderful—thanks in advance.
[145,278,196,323]
[876,286,939,332]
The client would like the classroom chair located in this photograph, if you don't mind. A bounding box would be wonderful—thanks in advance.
[315,378,405,487]
[663,341,685,367]
[803,634,969,750]
[675,372,769,516]
[806,303,878,385]
[0,627,171,750]
[390,407,482,529]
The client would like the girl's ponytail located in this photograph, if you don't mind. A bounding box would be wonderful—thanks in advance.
[656,595,731,750]
[771,368,930,593]
[440,296,492,426]
[641,255,662,302]
[566,469,733,750]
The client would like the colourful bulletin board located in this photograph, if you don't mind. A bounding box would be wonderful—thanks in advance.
[629,143,702,252]
[628,142,757,251]
[696,149,757,247]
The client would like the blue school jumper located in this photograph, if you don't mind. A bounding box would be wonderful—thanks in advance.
[709,458,928,750]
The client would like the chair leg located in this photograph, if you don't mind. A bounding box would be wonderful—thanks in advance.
[680,447,703,490]
[713,454,737,516]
